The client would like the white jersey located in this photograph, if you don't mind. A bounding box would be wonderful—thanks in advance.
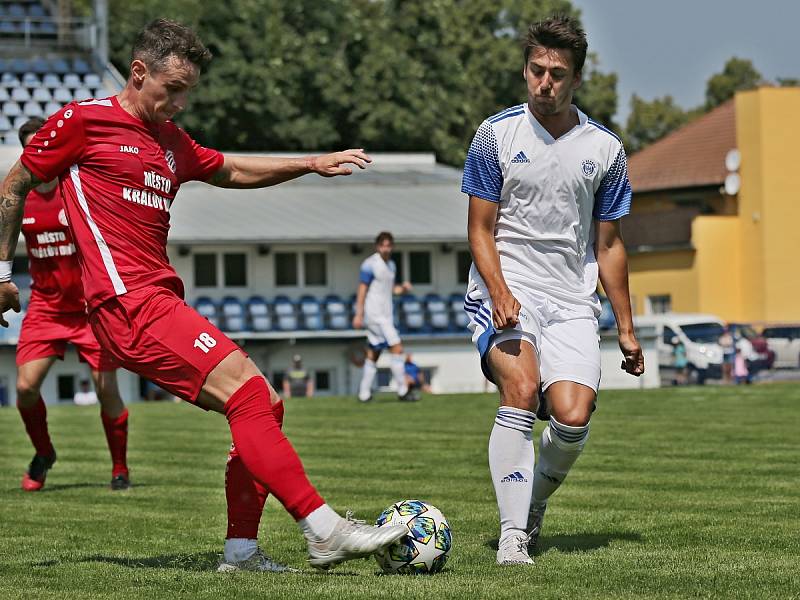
[359,252,396,322]
[461,103,632,317]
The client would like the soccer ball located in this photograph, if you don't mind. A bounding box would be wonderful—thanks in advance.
[374,499,452,574]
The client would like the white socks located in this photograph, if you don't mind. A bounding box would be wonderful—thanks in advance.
[489,407,535,543]
[224,537,258,562]
[358,359,377,401]
[298,503,340,542]
[531,417,589,507]
[390,354,409,396]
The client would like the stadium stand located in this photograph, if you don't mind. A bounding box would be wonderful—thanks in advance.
[247,296,272,333]
[0,1,121,144]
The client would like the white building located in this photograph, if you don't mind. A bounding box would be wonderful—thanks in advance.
[0,150,657,406]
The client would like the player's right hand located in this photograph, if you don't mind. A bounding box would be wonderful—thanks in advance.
[0,281,21,328]
[490,289,520,330]
[352,314,364,330]
[312,149,372,177]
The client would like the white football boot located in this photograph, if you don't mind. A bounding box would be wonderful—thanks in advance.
[217,547,297,573]
[307,512,407,570]
[496,532,535,565]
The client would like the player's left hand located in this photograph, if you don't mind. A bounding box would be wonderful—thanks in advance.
[619,333,644,376]
[0,281,21,328]
[311,149,372,177]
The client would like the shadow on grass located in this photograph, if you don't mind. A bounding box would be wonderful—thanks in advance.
[485,531,642,555]
[78,552,221,571]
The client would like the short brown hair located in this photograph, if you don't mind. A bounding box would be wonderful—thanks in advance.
[524,15,588,74]
[375,231,394,245]
[18,117,45,146]
[131,18,212,72]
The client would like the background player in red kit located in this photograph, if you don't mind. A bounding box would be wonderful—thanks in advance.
[15,118,130,492]
[0,19,405,572]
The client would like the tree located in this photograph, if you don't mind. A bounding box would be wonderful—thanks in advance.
[705,57,761,110]
[106,1,618,165]
[574,54,619,131]
[624,94,688,153]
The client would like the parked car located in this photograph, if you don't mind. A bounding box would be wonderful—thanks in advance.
[761,325,800,369]
[727,322,775,372]
[634,313,725,384]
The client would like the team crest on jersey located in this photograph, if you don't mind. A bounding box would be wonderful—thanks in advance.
[164,150,176,174]
[581,159,597,178]
[58,209,69,226]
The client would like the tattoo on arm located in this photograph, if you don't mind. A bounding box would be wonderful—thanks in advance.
[0,161,38,261]
[206,162,234,188]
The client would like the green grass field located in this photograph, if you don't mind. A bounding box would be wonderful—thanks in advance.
[1,384,799,599]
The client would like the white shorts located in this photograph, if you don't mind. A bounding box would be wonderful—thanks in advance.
[366,318,401,350]
[464,287,601,392]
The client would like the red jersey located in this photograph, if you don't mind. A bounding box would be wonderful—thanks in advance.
[21,185,85,314]
[20,97,223,310]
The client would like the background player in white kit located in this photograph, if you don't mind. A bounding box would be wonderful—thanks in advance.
[461,16,645,565]
[352,231,412,402]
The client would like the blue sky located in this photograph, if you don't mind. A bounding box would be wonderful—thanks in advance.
[569,0,800,124]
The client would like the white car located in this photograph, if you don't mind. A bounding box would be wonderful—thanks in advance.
[761,325,800,369]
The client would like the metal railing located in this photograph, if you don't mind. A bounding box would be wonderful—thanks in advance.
[0,16,97,50]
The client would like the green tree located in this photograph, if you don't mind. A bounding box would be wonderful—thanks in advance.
[574,54,619,131]
[705,57,761,110]
[624,94,688,153]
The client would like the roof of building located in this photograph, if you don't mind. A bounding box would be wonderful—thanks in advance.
[627,100,736,193]
[169,153,468,244]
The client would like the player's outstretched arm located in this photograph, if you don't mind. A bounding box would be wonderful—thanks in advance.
[206,150,372,189]
[596,219,644,376]
[0,160,40,326]
[468,195,519,329]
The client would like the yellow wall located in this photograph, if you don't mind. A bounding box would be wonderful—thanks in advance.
[627,87,800,324]
[736,88,800,322]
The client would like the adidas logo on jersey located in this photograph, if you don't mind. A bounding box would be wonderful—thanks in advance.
[501,471,528,483]
[511,151,530,164]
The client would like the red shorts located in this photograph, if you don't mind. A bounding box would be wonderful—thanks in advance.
[16,306,119,371]
[89,285,240,402]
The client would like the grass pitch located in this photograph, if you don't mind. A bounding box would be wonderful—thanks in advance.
[1,384,799,599]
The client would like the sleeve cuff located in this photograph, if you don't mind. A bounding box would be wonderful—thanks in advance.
[20,154,49,183]
[461,185,500,203]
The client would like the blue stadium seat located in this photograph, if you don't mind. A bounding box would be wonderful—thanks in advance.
[72,58,91,76]
[32,87,51,102]
[43,101,61,116]
[247,296,272,332]
[28,4,46,18]
[42,73,60,89]
[21,72,40,87]
[221,296,246,332]
[425,293,450,331]
[195,296,220,328]
[11,87,30,102]
[50,58,69,75]
[2,102,22,117]
[83,73,101,88]
[0,115,11,133]
[9,58,29,74]
[8,3,25,18]
[29,57,50,75]
[23,101,43,118]
[38,22,57,36]
[63,73,81,89]
[73,87,92,101]
[323,294,350,330]
[12,115,27,130]
[449,293,471,330]
[399,294,425,332]
[0,88,9,103]
[298,295,324,330]
[53,87,71,104]
[1,73,20,87]
[273,295,298,331]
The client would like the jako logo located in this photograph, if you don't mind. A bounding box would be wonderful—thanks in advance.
[501,471,528,483]
[120,145,139,154]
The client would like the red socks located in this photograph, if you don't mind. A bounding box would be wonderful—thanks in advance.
[18,396,54,456]
[101,409,129,477]
[225,399,283,539]
[224,377,323,521]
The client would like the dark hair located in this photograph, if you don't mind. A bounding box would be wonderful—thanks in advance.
[375,231,394,245]
[131,18,212,72]
[18,117,45,146]
[524,15,588,74]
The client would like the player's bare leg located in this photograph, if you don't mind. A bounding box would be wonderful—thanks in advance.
[528,381,595,550]
[487,340,539,565]
[93,370,130,490]
[199,351,406,570]
[16,356,58,491]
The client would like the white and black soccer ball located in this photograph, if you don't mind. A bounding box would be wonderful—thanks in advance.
[374,499,452,574]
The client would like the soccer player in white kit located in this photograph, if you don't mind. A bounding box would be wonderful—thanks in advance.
[461,16,645,565]
[353,231,412,402]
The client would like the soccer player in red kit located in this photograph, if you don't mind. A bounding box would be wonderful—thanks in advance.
[15,117,130,492]
[0,19,405,572]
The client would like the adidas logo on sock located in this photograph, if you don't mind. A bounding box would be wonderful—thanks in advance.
[511,150,530,163]
[501,471,528,483]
